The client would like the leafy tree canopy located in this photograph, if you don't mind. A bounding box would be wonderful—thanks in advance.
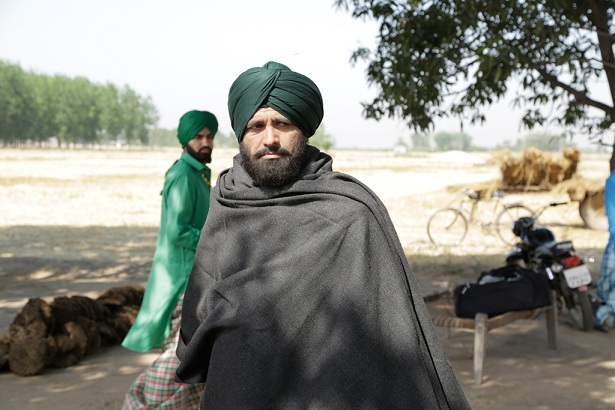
[335,0,615,166]
[0,60,159,147]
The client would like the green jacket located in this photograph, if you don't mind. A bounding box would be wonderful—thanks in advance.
[122,152,211,352]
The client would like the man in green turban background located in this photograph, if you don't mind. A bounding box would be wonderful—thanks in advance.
[176,62,470,409]
[122,109,218,409]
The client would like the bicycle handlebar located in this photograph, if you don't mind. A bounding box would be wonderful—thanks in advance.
[532,201,571,220]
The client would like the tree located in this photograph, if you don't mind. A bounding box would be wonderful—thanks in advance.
[433,131,472,151]
[28,73,63,144]
[119,86,159,145]
[410,132,431,150]
[524,131,568,151]
[98,84,125,142]
[53,75,101,146]
[0,61,37,145]
[0,59,162,147]
[310,125,335,150]
[148,127,179,147]
[213,130,239,148]
[335,0,615,168]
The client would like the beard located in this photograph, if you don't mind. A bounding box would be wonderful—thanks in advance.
[185,144,212,163]
[240,137,308,187]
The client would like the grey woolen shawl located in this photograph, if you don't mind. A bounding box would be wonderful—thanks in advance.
[176,146,469,409]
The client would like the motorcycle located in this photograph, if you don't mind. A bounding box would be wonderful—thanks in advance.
[505,202,595,331]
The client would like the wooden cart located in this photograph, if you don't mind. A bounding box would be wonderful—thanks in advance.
[456,148,608,231]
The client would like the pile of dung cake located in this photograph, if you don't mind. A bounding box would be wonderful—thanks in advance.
[0,284,144,376]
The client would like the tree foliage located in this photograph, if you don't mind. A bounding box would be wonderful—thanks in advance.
[0,61,37,144]
[410,132,431,150]
[148,128,239,149]
[433,131,473,151]
[0,60,159,147]
[214,130,239,148]
[310,125,336,150]
[523,131,570,151]
[335,0,615,164]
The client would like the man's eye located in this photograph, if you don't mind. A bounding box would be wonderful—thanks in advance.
[275,120,290,127]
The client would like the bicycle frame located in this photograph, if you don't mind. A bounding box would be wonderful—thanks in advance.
[454,189,507,232]
[427,188,535,246]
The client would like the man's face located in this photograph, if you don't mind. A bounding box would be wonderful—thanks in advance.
[185,127,214,163]
[240,106,308,187]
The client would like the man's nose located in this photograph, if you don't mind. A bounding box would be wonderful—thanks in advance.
[263,126,280,146]
[203,136,214,148]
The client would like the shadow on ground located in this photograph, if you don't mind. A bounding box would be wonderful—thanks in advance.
[1,226,613,409]
[0,225,157,332]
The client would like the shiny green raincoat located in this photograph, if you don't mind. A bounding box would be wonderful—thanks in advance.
[122,152,211,352]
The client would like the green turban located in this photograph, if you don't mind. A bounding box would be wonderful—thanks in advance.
[177,110,218,147]
[228,61,324,141]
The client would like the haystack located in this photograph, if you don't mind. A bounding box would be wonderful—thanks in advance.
[446,147,590,200]
[491,147,580,190]
[0,284,144,377]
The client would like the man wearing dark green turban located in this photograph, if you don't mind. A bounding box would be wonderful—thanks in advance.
[177,63,469,409]
[122,110,218,410]
[228,61,324,142]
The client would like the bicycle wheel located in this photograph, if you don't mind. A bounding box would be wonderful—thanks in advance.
[427,208,468,246]
[496,204,534,245]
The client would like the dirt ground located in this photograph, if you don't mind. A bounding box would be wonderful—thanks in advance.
[0,147,614,409]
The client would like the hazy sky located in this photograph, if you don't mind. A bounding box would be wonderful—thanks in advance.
[0,0,607,149]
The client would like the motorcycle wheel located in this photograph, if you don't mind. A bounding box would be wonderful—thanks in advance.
[427,208,468,246]
[495,204,535,245]
[565,289,594,332]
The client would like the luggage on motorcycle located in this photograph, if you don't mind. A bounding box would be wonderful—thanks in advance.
[453,265,551,319]
[525,228,555,247]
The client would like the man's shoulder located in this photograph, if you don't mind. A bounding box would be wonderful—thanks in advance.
[165,159,200,181]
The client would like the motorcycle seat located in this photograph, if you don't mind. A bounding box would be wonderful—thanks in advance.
[539,240,574,255]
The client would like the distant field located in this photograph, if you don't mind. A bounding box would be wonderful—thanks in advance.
[0,147,609,291]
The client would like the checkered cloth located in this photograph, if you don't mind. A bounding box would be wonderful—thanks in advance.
[123,295,204,409]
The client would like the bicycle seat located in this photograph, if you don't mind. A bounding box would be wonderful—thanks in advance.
[490,190,505,198]
[461,188,479,200]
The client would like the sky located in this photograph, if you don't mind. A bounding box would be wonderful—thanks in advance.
[0,0,609,149]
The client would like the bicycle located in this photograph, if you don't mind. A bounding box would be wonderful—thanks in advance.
[427,188,535,246]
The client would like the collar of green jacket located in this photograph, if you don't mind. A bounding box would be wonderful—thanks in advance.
[180,151,209,174]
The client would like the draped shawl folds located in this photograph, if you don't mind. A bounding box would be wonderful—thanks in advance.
[227,61,324,141]
[176,146,469,409]
[177,110,218,147]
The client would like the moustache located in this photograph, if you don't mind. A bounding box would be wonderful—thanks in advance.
[255,147,292,158]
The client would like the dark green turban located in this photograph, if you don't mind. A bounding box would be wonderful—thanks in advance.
[177,110,218,147]
[228,61,324,141]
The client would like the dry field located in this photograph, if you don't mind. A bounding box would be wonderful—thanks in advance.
[0,147,614,409]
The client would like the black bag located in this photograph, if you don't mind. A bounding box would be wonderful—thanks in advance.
[453,265,551,319]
